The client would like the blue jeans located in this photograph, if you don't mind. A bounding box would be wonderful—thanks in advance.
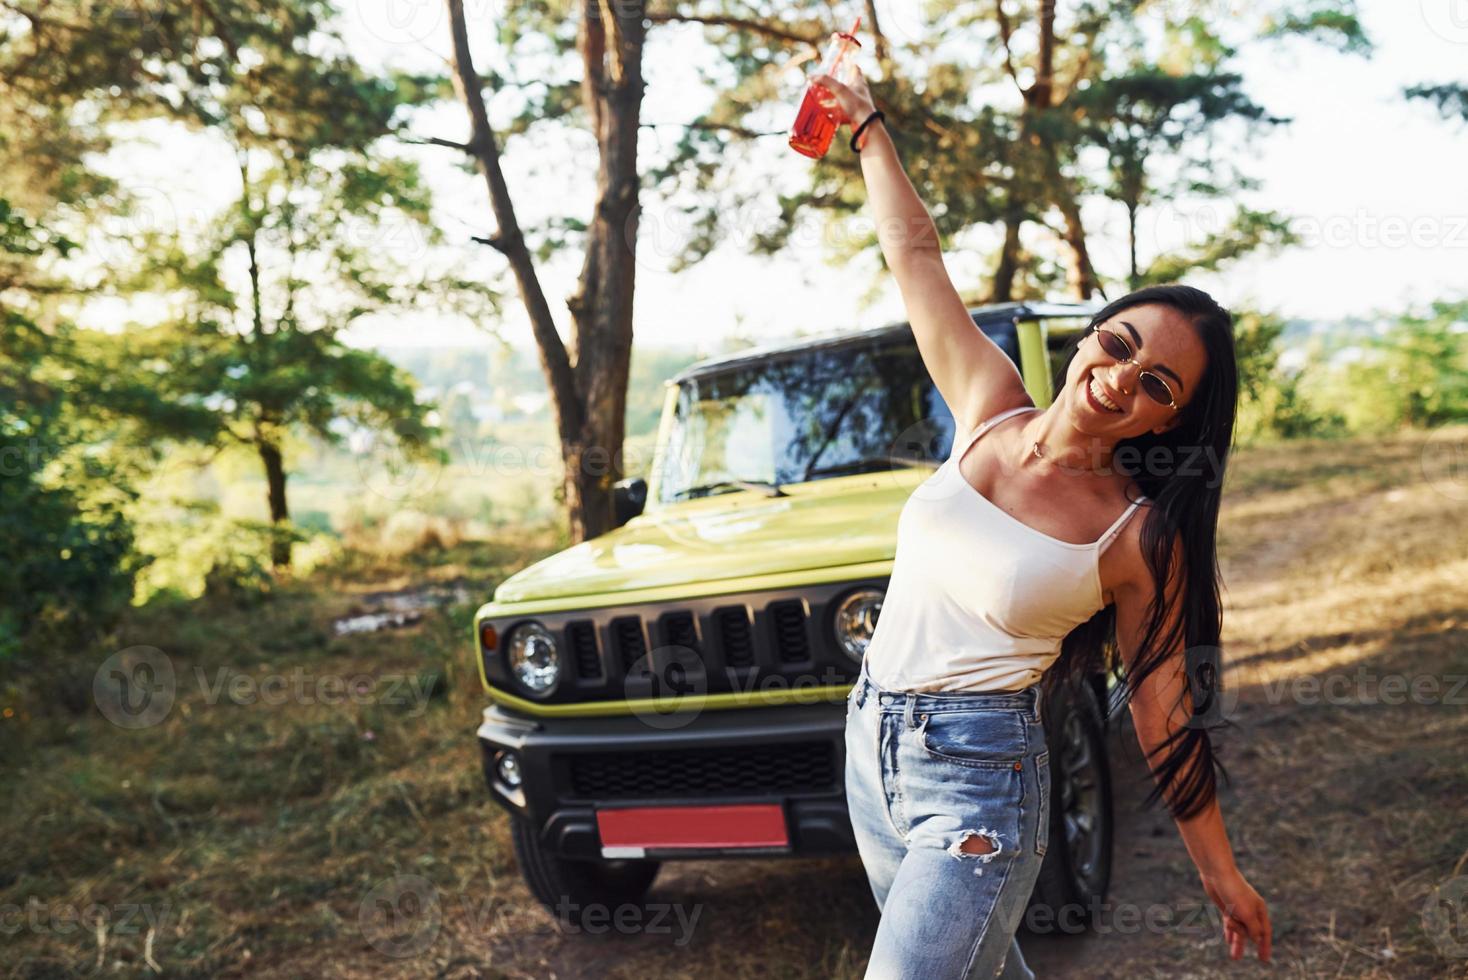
[845,657,1049,979]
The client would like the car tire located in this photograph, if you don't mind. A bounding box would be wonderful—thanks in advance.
[509,814,662,926]
[1026,676,1114,933]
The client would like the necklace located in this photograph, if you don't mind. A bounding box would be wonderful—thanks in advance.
[1031,441,1044,459]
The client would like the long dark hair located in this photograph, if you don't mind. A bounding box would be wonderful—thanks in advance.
[1046,284,1239,821]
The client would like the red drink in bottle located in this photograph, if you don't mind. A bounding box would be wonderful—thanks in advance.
[789,17,862,159]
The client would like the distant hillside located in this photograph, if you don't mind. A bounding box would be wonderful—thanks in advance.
[376,344,706,444]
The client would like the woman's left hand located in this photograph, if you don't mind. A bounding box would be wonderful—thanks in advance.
[1201,868,1272,963]
[810,67,876,128]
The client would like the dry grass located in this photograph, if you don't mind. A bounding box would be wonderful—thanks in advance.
[2,429,1466,978]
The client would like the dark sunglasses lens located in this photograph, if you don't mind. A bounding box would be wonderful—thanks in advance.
[1096,329,1130,360]
[1140,375,1174,406]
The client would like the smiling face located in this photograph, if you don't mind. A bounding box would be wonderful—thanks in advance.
[1062,302,1210,438]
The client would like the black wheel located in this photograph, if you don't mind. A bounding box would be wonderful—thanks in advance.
[509,815,661,927]
[1027,676,1113,932]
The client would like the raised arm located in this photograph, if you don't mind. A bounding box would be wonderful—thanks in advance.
[813,69,1031,435]
[1113,534,1272,963]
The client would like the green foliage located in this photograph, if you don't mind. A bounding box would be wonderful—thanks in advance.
[1405,83,1468,124]
[1,0,500,570]
[1140,208,1300,286]
[632,0,1369,297]
[1,202,138,662]
[1315,301,1468,432]
[1234,300,1468,444]
[1232,309,1344,444]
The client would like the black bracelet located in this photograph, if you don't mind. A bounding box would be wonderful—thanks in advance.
[850,110,885,152]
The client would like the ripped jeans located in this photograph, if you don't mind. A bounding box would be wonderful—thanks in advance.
[845,657,1049,979]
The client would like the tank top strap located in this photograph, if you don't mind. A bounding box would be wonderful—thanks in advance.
[1097,495,1149,554]
[957,404,1041,456]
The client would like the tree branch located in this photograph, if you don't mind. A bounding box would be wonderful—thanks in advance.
[399,133,476,153]
[445,0,580,435]
[641,119,783,138]
[995,0,1024,96]
[645,11,821,51]
[862,0,890,69]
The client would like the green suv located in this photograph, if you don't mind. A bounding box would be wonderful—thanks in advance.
[472,302,1117,926]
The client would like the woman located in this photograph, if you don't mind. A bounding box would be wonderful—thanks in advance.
[812,67,1273,979]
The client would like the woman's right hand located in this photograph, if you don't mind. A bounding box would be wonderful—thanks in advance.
[810,66,876,128]
[1200,868,1272,963]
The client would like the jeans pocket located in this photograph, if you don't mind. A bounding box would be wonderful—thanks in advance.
[1035,749,1051,858]
[917,708,1027,770]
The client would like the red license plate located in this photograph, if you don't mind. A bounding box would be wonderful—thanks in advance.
[596,803,789,854]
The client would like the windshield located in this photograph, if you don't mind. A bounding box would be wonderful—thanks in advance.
[657,337,962,503]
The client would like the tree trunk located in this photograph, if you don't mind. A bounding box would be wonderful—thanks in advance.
[565,0,645,541]
[1024,0,1097,301]
[862,0,892,72]
[445,0,645,543]
[1055,182,1098,299]
[258,439,291,568]
[1127,201,1139,289]
[991,205,1023,302]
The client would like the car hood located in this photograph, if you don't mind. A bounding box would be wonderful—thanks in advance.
[491,471,926,604]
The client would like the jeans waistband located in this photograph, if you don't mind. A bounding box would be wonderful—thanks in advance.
[853,656,1042,722]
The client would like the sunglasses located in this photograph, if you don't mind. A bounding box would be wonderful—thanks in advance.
[1091,326,1180,410]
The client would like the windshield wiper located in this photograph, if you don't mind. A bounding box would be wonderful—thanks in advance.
[675,478,786,499]
[804,455,932,478]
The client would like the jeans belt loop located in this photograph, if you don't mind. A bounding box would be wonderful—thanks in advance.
[903,693,918,730]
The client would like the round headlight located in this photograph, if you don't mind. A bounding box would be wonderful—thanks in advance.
[495,751,522,788]
[833,588,884,663]
[506,622,560,695]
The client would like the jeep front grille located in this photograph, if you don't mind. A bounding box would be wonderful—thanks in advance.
[769,598,811,663]
[715,606,754,667]
[480,579,883,705]
[562,741,837,800]
[612,615,648,677]
[567,620,602,680]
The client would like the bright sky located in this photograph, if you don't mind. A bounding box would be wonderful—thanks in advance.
[87,1,1468,356]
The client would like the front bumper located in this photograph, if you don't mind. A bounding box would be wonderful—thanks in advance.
[477,698,855,861]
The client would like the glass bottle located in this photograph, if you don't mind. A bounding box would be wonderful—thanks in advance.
[789,17,863,159]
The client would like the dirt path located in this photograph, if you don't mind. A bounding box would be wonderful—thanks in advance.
[424,432,1468,980]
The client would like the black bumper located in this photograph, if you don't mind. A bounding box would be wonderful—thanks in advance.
[476,698,856,861]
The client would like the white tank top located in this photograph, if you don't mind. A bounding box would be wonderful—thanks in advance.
[864,405,1148,693]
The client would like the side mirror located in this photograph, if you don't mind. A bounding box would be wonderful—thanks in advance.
[612,477,648,527]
